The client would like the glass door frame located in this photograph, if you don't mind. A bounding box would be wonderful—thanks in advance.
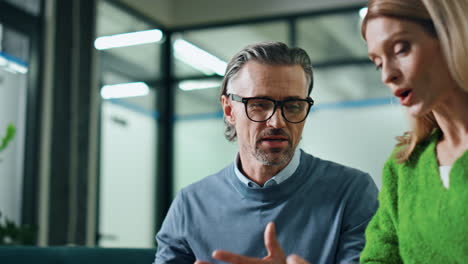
[0,0,45,228]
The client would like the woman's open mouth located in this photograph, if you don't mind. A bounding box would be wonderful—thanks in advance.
[395,89,413,106]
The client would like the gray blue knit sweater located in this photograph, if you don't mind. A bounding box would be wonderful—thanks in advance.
[156,150,378,264]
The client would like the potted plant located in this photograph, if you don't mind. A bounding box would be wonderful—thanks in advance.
[0,123,36,245]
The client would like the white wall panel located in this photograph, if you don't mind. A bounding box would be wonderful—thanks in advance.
[0,68,27,223]
[99,101,156,248]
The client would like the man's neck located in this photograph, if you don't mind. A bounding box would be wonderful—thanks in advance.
[238,153,292,186]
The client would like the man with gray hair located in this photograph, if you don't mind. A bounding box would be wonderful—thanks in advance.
[155,42,378,264]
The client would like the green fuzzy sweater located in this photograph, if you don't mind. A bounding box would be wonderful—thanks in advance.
[361,131,468,263]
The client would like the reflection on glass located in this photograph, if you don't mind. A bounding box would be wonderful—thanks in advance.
[173,78,236,194]
[96,0,163,81]
[312,64,390,104]
[173,38,227,76]
[101,71,158,113]
[173,21,289,78]
[297,11,367,63]
[1,25,30,63]
[0,53,28,74]
[179,79,221,91]
[101,82,150,99]
[175,79,222,116]
[95,29,163,50]
[3,0,41,16]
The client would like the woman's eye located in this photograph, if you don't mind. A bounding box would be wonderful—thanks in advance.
[394,41,409,54]
[373,59,382,71]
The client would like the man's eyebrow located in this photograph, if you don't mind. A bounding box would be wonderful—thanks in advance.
[284,96,306,100]
[253,95,306,100]
[248,95,273,99]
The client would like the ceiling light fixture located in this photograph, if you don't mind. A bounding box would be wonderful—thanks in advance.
[8,62,28,74]
[173,39,227,76]
[101,82,150,99]
[0,54,28,74]
[0,56,8,67]
[179,79,221,91]
[94,29,163,50]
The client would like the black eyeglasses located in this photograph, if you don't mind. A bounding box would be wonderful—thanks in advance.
[228,94,314,123]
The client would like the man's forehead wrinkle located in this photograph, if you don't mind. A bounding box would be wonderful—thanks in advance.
[245,63,296,83]
[228,62,307,97]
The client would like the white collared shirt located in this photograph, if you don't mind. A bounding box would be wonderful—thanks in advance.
[234,148,301,188]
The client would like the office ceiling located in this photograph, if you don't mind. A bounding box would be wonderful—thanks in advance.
[116,0,366,28]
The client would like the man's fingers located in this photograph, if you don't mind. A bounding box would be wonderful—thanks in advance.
[264,222,285,259]
[194,261,212,264]
[212,250,261,264]
[286,254,310,264]
[211,224,285,264]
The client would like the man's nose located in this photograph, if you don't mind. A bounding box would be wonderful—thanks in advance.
[266,107,286,128]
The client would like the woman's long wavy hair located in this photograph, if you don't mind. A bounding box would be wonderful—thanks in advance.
[361,0,468,163]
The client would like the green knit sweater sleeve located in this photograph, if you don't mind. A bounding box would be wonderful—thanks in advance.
[360,157,402,264]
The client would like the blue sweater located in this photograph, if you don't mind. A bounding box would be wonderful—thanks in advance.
[155,150,378,264]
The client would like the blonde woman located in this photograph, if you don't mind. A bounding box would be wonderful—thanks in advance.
[359,0,468,263]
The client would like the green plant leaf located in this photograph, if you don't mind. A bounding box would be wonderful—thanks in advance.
[0,124,16,152]
[0,211,37,245]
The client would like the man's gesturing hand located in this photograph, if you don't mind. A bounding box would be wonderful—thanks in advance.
[194,222,310,264]
[214,222,285,264]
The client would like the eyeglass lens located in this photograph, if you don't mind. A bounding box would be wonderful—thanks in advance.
[246,98,309,122]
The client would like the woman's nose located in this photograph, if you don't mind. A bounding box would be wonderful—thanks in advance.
[381,61,401,85]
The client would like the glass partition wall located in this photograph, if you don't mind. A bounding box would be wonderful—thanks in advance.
[0,24,30,226]
[96,0,162,248]
[0,0,43,240]
[95,2,408,247]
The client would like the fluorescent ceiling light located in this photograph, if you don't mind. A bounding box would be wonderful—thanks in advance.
[179,79,221,91]
[0,55,28,74]
[0,56,8,67]
[94,29,163,50]
[173,39,227,76]
[359,7,368,19]
[8,62,28,74]
[101,82,150,99]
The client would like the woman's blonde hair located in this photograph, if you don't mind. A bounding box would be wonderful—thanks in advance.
[362,0,468,163]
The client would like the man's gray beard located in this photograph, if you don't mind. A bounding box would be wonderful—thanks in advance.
[253,144,294,166]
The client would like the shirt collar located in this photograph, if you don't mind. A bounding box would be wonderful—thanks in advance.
[234,148,301,188]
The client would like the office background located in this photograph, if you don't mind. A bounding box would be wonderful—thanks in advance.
[0,0,407,248]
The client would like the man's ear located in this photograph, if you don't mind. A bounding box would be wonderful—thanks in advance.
[221,95,235,124]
